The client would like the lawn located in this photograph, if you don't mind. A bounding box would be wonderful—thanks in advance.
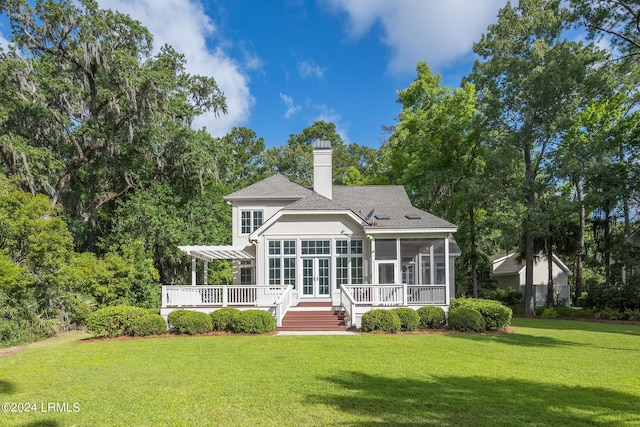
[0,318,639,426]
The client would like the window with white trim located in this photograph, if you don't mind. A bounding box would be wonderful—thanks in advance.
[267,240,296,288]
[336,239,364,288]
[241,210,263,234]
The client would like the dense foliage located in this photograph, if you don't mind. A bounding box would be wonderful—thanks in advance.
[391,308,420,331]
[416,306,446,329]
[2,0,640,347]
[210,308,240,331]
[451,298,512,330]
[447,308,487,332]
[167,310,212,335]
[86,306,150,338]
[360,309,402,333]
[230,310,275,334]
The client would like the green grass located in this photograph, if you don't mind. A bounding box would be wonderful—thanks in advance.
[0,318,639,426]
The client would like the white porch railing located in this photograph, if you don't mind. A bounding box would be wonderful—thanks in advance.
[340,286,357,327]
[340,284,447,306]
[407,285,446,305]
[162,285,290,307]
[274,286,293,327]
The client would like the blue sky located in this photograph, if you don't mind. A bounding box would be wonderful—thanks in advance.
[1,0,509,148]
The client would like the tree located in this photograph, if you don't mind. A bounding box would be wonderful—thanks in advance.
[260,121,382,186]
[469,0,606,314]
[0,0,226,249]
[388,62,488,297]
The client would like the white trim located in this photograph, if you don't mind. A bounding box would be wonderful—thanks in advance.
[179,245,255,261]
[365,228,457,237]
[249,209,366,241]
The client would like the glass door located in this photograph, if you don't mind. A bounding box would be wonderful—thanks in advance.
[302,258,331,297]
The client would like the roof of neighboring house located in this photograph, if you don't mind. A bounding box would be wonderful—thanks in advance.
[492,252,524,275]
[491,252,573,276]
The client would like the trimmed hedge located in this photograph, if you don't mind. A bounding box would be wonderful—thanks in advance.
[448,308,486,332]
[168,310,212,335]
[130,313,167,336]
[87,305,149,338]
[231,310,275,334]
[210,308,240,331]
[361,309,401,333]
[451,298,512,330]
[392,308,420,331]
[416,306,446,329]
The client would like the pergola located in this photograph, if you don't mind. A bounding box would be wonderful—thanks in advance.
[178,245,255,285]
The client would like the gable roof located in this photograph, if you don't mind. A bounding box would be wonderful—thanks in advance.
[224,174,313,200]
[225,174,456,232]
[491,252,573,276]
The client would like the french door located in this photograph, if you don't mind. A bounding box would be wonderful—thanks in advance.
[301,258,331,297]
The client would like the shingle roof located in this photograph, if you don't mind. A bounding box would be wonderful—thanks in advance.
[332,186,412,208]
[224,174,456,230]
[285,193,346,210]
[492,252,524,275]
[224,174,313,200]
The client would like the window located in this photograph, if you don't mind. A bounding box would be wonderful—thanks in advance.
[241,210,263,234]
[336,239,364,288]
[240,261,253,285]
[301,240,331,255]
[268,240,296,288]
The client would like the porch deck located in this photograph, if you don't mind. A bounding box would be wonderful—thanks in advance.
[160,284,448,328]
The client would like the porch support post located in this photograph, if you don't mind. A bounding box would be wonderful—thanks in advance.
[444,236,450,305]
[203,261,208,285]
[191,257,196,286]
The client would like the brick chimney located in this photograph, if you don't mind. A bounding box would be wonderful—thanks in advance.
[313,140,332,199]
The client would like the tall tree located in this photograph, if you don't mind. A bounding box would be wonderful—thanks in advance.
[388,61,487,297]
[469,0,606,314]
[0,0,226,248]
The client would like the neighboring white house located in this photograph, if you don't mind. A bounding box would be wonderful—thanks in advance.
[161,141,459,328]
[490,252,572,307]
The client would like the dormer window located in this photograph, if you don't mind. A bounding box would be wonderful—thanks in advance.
[241,210,263,234]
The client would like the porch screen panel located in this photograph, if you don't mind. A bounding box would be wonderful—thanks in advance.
[375,239,397,260]
[351,257,363,284]
[336,258,348,288]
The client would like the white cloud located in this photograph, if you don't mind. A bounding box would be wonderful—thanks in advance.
[325,0,508,75]
[297,59,325,79]
[98,0,254,136]
[279,93,302,119]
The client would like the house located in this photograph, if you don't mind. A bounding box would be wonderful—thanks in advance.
[161,141,459,328]
[490,252,572,307]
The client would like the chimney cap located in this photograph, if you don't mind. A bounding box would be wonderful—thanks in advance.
[313,140,332,150]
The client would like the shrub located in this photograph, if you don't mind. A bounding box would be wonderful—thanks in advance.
[87,305,149,338]
[392,308,420,331]
[231,310,275,334]
[540,308,558,318]
[360,309,401,333]
[448,308,486,332]
[169,310,212,335]
[451,298,512,330]
[485,288,523,307]
[210,308,240,331]
[130,313,167,336]
[596,307,622,320]
[623,308,640,321]
[0,318,21,347]
[416,306,446,329]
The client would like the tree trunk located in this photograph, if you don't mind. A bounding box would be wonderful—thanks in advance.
[469,207,478,298]
[546,241,554,308]
[523,141,535,315]
[575,186,585,305]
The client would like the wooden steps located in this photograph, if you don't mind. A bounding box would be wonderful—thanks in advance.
[277,303,349,332]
